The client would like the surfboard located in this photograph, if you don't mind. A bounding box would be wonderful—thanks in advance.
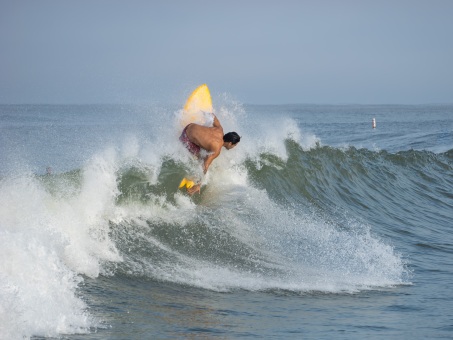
[179,84,214,128]
[178,84,214,191]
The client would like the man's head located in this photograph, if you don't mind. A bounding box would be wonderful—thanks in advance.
[223,132,240,149]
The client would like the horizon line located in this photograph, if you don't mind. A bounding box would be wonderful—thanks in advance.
[1,102,452,106]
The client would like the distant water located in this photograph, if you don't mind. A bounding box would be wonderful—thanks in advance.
[0,102,452,339]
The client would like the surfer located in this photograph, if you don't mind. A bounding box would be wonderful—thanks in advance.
[179,114,240,195]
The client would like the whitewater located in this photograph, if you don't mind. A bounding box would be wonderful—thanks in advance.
[0,98,452,339]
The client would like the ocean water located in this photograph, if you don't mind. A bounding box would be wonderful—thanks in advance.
[0,100,452,339]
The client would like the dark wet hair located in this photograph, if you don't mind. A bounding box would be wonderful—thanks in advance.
[223,132,240,144]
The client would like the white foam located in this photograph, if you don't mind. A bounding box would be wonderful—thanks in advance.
[0,176,93,338]
[145,168,409,293]
[0,147,126,338]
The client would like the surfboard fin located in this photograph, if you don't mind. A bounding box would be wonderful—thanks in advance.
[179,178,195,189]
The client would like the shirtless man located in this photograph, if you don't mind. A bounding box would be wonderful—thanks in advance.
[179,114,240,195]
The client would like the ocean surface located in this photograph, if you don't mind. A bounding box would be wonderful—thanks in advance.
[0,100,452,339]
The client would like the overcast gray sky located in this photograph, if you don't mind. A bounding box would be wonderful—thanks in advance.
[1,0,452,104]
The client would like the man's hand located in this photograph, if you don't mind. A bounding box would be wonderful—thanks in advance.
[187,183,201,196]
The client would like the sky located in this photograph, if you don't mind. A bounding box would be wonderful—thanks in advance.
[1,0,452,105]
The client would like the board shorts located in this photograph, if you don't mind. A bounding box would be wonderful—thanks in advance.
[180,124,201,156]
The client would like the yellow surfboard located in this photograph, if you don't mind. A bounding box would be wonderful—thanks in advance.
[179,84,213,190]
[179,84,214,128]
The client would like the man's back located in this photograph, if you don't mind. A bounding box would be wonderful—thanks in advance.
[186,120,224,154]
